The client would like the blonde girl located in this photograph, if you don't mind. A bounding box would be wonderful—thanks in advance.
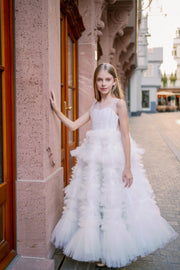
[50,63,178,268]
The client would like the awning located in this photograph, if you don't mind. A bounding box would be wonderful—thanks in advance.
[157,91,175,96]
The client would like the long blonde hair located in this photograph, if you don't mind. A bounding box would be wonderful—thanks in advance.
[93,63,124,101]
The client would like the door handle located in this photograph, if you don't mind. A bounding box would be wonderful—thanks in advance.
[64,101,72,111]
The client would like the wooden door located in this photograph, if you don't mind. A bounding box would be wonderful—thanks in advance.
[61,12,78,186]
[0,0,16,269]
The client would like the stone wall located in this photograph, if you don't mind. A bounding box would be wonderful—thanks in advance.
[15,0,63,268]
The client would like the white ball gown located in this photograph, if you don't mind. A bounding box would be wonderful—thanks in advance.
[51,99,178,268]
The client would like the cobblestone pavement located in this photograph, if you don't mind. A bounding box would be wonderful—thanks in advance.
[54,112,180,270]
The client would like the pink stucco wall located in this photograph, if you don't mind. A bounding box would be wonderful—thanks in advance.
[15,0,63,268]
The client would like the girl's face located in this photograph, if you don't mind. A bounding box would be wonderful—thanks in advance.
[96,70,116,97]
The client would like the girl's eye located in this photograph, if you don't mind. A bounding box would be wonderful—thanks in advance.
[97,77,112,81]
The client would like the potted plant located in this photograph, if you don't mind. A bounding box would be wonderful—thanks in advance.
[161,73,168,87]
[169,72,177,86]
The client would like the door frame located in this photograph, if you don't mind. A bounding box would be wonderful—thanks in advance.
[60,11,79,186]
[60,1,85,186]
[0,0,16,268]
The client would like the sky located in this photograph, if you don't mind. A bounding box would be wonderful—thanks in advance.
[144,0,180,75]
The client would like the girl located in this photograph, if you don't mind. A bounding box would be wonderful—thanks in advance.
[50,63,178,268]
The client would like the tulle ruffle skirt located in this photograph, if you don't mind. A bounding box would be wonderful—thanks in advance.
[51,129,178,268]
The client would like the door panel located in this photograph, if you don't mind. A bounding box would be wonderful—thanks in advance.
[60,11,78,186]
[0,205,4,242]
[0,69,3,185]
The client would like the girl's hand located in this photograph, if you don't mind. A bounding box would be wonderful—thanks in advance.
[50,90,57,110]
[122,167,133,188]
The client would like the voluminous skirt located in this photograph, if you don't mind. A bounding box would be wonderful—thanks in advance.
[51,130,178,268]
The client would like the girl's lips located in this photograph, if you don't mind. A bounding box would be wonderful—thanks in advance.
[101,88,107,90]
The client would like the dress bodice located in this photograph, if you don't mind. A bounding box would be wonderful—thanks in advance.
[90,99,119,130]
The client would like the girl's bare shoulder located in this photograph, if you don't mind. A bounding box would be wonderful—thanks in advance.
[116,98,126,110]
[90,100,98,111]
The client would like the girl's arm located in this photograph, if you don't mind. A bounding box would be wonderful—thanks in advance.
[117,99,133,188]
[50,90,90,131]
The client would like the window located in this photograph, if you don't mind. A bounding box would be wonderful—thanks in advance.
[60,1,84,186]
[143,64,154,77]
[142,90,150,108]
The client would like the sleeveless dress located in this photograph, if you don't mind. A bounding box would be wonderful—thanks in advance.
[51,99,178,268]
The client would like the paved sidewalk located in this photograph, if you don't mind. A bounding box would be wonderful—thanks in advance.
[54,112,180,270]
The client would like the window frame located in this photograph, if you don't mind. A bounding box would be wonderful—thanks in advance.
[141,89,150,109]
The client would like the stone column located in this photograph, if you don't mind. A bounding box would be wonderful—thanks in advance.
[78,0,104,143]
[15,0,63,268]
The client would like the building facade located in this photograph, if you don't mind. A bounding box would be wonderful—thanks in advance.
[172,28,180,87]
[155,28,180,112]
[129,15,148,116]
[0,1,141,269]
[141,47,163,113]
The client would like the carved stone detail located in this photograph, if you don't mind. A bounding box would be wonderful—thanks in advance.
[123,53,135,72]
[118,43,135,71]
[125,64,136,79]
[99,0,133,62]
[108,9,129,52]
[124,43,135,62]
[96,0,136,93]
[94,0,105,41]
[112,27,134,66]
[117,47,135,92]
